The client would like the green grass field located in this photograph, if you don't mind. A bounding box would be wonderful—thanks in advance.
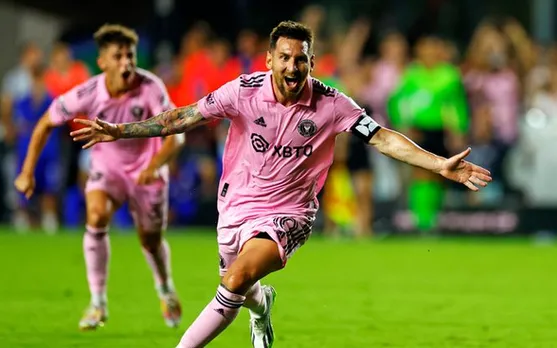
[1,229,557,347]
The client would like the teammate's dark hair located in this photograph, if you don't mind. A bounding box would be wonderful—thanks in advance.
[269,21,313,53]
[93,24,138,50]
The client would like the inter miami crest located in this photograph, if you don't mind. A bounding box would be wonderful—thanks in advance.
[131,105,145,120]
[298,119,317,137]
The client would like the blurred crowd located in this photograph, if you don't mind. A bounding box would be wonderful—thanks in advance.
[1,4,556,235]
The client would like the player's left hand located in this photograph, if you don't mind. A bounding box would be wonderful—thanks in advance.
[439,147,492,191]
[137,166,160,185]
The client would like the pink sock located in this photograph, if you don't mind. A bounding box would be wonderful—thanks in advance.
[142,238,173,294]
[83,225,110,306]
[177,285,245,348]
[244,281,266,316]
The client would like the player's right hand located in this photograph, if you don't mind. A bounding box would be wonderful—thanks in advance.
[14,173,35,199]
[439,147,492,191]
[70,118,120,149]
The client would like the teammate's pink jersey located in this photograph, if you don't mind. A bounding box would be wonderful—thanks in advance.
[49,68,175,177]
[197,71,381,227]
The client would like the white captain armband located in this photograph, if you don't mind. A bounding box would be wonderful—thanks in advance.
[349,113,381,142]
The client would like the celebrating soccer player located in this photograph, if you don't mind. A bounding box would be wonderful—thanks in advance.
[71,21,492,347]
[14,24,185,330]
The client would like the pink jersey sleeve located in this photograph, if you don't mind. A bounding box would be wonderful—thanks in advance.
[334,92,381,142]
[148,77,176,115]
[48,81,93,126]
[197,77,240,120]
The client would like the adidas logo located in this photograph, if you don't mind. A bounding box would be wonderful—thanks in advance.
[214,308,226,318]
[254,117,267,127]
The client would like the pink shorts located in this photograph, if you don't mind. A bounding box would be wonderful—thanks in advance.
[217,214,315,276]
[85,167,168,232]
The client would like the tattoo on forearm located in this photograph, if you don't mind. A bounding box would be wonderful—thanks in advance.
[119,104,205,138]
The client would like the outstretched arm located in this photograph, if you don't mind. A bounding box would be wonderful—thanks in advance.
[72,77,240,148]
[71,103,209,149]
[334,88,491,192]
[369,128,491,191]
[117,103,207,138]
[370,128,444,172]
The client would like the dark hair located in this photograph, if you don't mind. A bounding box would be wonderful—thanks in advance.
[269,20,313,52]
[93,24,139,50]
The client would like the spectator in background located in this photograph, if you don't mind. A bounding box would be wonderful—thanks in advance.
[462,22,520,202]
[174,22,220,204]
[500,18,536,86]
[0,41,43,223]
[43,41,92,227]
[300,4,326,34]
[340,20,375,238]
[171,24,225,207]
[214,30,258,166]
[12,65,60,233]
[510,64,557,207]
[528,65,557,120]
[235,29,266,73]
[44,42,90,97]
[300,4,339,80]
[1,42,44,146]
[175,21,213,107]
[388,34,469,232]
[320,18,376,238]
[526,44,557,108]
[196,37,241,199]
[206,38,241,93]
[440,38,459,64]
[359,31,408,126]
[215,30,267,172]
[320,74,358,237]
[358,31,408,210]
[43,41,91,158]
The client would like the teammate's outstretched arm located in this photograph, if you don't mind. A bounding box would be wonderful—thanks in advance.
[14,112,58,198]
[369,127,492,191]
[71,103,207,149]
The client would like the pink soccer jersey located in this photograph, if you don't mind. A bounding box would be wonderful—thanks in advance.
[197,71,381,228]
[48,68,175,179]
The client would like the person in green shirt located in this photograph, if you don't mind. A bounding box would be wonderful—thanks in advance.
[388,34,469,232]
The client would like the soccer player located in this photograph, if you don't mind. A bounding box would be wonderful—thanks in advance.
[14,24,185,330]
[70,21,492,347]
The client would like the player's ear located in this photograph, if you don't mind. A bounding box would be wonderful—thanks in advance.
[96,46,108,70]
[97,55,106,71]
[265,51,272,70]
[310,54,315,72]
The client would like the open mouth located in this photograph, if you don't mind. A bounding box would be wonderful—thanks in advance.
[284,76,299,89]
[122,70,132,80]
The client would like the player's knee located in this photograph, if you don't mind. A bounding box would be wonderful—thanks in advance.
[221,269,256,295]
[86,210,111,228]
[138,231,162,253]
